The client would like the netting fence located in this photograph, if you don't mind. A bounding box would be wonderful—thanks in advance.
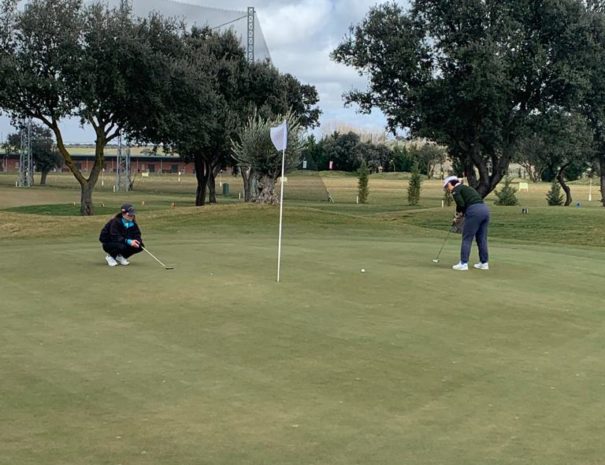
[91,0,271,62]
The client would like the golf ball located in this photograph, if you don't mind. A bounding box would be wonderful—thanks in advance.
[361,268,366,273]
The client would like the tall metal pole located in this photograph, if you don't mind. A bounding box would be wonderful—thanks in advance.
[27,119,33,186]
[247,7,255,63]
[17,118,33,187]
[115,132,131,192]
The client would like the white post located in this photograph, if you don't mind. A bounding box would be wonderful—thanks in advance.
[588,177,592,202]
[276,148,286,282]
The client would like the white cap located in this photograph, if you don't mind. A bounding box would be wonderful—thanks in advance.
[443,176,459,188]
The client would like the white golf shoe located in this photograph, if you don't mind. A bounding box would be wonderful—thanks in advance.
[105,255,118,267]
[452,262,468,271]
[115,255,130,266]
[473,262,489,270]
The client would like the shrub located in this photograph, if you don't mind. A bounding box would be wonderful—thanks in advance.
[494,176,519,206]
[357,161,369,204]
[546,180,564,206]
[407,162,422,205]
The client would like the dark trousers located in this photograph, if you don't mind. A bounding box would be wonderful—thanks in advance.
[102,242,143,259]
[460,203,490,264]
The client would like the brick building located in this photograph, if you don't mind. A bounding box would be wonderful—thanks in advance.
[1,152,194,175]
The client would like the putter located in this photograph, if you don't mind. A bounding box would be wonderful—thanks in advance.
[432,229,452,263]
[141,246,174,270]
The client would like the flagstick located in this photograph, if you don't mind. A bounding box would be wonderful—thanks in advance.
[276,148,287,282]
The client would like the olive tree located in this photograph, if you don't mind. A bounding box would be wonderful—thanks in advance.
[232,112,304,204]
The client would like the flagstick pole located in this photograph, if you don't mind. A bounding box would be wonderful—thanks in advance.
[276,148,286,282]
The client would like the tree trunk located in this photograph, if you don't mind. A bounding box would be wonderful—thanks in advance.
[80,182,95,216]
[208,173,216,203]
[457,136,514,198]
[255,175,278,204]
[241,165,258,202]
[557,166,572,206]
[50,120,106,215]
[468,149,511,198]
[194,156,208,206]
[40,170,49,185]
[462,155,478,188]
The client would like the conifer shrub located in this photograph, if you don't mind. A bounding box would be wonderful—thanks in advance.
[494,176,519,206]
[546,180,564,206]
[357,161,369,204]
[408,163,422,206]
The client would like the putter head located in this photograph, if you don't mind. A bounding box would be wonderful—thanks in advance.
[165,266,175,270]
[432,259,439,263]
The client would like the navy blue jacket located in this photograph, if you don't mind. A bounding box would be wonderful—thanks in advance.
[99,215,143,246]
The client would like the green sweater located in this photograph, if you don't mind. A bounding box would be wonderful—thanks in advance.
[452,184,483,214]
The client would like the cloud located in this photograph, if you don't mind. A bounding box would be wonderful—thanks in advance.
[1,0,395,142]
[257,0,333,48]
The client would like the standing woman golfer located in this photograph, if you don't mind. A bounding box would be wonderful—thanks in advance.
[443,176,490,271]
[99,203,144,267]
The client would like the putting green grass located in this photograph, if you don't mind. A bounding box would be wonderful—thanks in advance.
[1,177,605,465]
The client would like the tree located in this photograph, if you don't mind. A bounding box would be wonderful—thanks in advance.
[5,123,61,185]
[300,134,323,170]
[357,160,369,203]
[513,132,549,183]
[125,30,321,207]
[407,162,422,205]
[158,27,243,207]
[407,143,447,179]
[245,61,320,129]
[517,111,593,205]
[358,142,392,173]
[391,145,414,172]
[321,131,363,172]
[580,3,605,206]
[0,0,184,214]
[332,0,593,197]
[235,61,320,203]
[546,180,564,206]
[494,176,519,206]
[232,112,304,204]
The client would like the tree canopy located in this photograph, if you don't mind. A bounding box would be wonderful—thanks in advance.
[332,0,595,197]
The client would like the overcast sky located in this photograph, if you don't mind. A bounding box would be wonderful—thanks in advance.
[0,0,399,144]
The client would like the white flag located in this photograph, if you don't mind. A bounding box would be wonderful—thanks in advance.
[270,121,288,152]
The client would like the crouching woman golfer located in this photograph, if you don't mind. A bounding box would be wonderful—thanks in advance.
[443,176,490,271]
[99,203,144,267]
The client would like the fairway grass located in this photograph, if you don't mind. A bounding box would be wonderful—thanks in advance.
[1,178,605,465]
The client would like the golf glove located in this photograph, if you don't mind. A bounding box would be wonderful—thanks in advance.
[450,213,464,234]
